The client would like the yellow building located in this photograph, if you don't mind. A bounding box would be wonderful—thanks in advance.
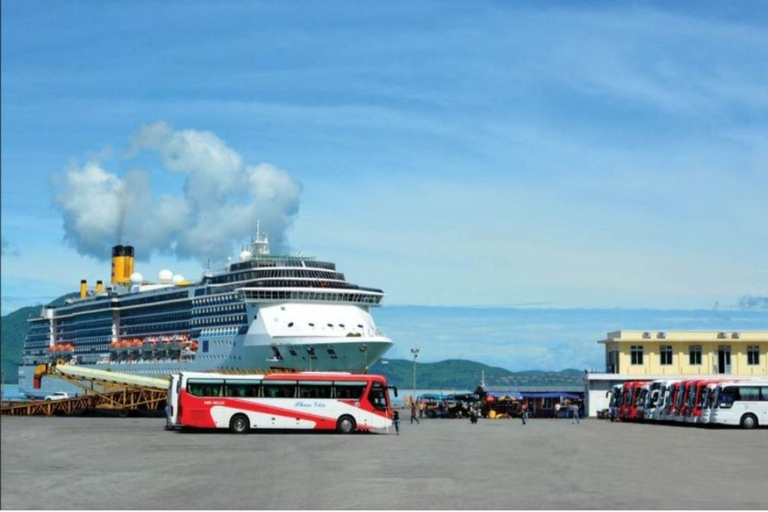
[585,330,768,416]
[601,330,768,377]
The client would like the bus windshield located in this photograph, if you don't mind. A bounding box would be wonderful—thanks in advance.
[368,382,389,411]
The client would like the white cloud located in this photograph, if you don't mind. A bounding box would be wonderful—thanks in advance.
[53,122,302,263]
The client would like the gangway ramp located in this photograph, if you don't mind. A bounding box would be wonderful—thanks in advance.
[0,365,169,417]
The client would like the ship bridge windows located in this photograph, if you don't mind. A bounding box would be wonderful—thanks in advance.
[239,289,382,305]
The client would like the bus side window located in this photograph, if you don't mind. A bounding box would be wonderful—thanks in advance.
[740,386,760,401]
[334,384,365,400]
[263,383,295,398]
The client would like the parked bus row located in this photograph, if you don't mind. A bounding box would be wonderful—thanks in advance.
[167,371,397,433]
[607,378,768,429]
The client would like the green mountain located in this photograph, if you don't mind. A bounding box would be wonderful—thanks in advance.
[1,294,77,384]
[2,305,41,384]
[368,358,584,391]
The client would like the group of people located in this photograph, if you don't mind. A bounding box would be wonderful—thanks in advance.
[391,400,420,434]
[552,402,581,424]
[393,400,581,434]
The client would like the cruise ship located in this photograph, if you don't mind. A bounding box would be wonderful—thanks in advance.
[18,226,393,397]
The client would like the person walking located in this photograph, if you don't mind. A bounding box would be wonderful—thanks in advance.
[571,403,580,424]
[410,400,420,424]
[392,410,401,435]
[554,402,561,419]
[521,403,528,425]
[418,400,425,419]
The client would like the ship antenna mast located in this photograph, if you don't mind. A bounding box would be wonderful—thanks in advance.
[251,219,270,257]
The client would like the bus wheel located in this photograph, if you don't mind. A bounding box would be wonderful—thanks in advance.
[230,414,250,434]
[336,415,356,434]
[740,414,758,429]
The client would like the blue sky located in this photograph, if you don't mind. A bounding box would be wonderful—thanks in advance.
[2,1,768,316]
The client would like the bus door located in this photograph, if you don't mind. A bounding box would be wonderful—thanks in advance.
[644,383,656,410]
[621,383,633,419]
[687,382,705,422]
[662,384,678,420]
[635,384,649,420]
[700,384,718,424]
[673,382,687,421]
[364,381,390,426]
[167,374,181,428]
[679,382,693,420]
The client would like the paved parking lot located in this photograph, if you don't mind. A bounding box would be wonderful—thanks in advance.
[2,416,767,509]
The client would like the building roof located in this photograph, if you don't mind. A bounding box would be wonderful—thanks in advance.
[586,373,768,382]
[485,385,584,393]
[598,330,768,344]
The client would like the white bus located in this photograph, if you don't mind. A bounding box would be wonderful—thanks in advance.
[653,380,681,422]
[643,380,668,421]
[167,371,396,433]
[709,381,768,429]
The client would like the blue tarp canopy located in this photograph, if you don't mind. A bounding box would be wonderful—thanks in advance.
[419,393,447,400]
[486,391,524,400]
[519,392,582,399]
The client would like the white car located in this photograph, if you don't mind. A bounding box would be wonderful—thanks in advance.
[44,392,70,401]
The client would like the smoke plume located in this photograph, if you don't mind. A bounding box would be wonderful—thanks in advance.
[53,122,302,263]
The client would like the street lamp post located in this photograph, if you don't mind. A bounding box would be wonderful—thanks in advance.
[359,344,368,372]
[307,346,315,371]
[410,348,420,405]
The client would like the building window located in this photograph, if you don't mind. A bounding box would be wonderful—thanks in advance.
[660,346,673,366]
[747,346,760,366]
[630,345,644,365]
[542,398,553,409]
[689,345,702,366]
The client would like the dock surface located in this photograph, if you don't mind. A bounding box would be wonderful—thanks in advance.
[2,416,767,509]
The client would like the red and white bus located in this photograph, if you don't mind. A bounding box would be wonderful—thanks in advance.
[167,371,396,433]
[684,379,725,424]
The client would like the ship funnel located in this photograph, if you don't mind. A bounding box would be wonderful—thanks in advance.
[125,245,135,278]
[80,279,87,299]
[96,280,104,294]
[111,245,136,285]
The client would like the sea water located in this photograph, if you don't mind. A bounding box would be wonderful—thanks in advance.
[375,306,768,372]
[1,385,24,400]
